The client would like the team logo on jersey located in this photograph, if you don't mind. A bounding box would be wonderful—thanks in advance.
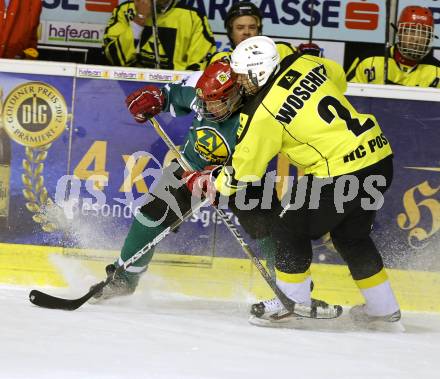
[194,127,230,164]
[2,82,68,147]
[278,69,302,90]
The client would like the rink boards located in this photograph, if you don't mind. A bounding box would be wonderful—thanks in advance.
[0,60,439,312]
[0,242,439,312]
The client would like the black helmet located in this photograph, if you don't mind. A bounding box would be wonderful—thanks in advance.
[224,2,263,35]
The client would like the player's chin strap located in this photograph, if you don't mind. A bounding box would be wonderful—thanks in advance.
[148,116,305,316]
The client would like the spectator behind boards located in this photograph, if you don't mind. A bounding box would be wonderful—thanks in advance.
[103,0,216,70]
[0,0,42,59]
[346,6,440,88]
[209,1,297,63]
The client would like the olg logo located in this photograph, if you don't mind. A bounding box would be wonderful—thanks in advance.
[18,97,50,132]
[43,0,118,12]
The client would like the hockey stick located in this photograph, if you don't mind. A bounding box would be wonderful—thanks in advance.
[29,188,208,310]
[149,117,341,319]
[151,0,161,69]
[308,0,315,44]
[384,0,391,84]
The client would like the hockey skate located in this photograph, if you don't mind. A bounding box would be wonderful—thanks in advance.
[349,304,404,332]
[249,296,343,328]
[89,263,140,302]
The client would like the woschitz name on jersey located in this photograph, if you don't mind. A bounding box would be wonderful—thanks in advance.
[275,65,327,124]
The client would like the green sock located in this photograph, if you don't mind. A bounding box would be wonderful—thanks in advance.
[120,214,167,269]
[257,237,277,279]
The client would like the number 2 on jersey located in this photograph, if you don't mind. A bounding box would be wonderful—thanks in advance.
[318,96,375,137]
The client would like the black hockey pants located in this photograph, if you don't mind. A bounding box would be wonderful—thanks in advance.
[273,156,393,281]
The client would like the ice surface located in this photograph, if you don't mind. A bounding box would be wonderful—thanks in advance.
[0,285,439,379]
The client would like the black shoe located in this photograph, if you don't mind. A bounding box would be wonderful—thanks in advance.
[91,264,140,300]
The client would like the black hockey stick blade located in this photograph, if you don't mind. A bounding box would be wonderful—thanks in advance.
[29,280,107,311]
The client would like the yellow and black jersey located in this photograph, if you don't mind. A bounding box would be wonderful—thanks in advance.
[215,54,392,195]
[103,0,216,70]
[346,45,440,88]
[209,40,296,64]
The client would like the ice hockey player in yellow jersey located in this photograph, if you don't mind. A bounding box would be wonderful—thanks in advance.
[188,36,401,326]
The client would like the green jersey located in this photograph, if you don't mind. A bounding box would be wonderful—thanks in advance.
[162,73,239,170]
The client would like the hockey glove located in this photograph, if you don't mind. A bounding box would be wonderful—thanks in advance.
[125,85,165,123]
[182,165,221,205]
[297,43,322,57]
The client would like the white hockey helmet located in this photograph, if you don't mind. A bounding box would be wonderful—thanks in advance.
[230,36,280,94]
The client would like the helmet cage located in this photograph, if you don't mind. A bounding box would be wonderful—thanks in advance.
[195,84,241,122]
[235,71,260,95]
[195,60,242,122]
[397,22,434,61]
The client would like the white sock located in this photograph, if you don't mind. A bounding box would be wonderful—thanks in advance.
[361,280,400,316]
[276,272,312,306]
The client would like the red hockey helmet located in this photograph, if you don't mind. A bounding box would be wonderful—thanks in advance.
[397,6,434,61]
[195,60,242,122]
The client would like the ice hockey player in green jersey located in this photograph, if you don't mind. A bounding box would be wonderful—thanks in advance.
[92,59,279,300]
